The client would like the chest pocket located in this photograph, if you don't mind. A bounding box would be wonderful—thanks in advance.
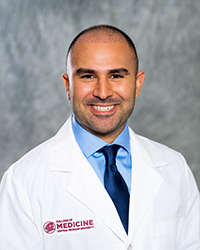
[151,218,178,250]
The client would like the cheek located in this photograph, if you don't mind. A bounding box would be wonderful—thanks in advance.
[72,83,93,101]
[116,84,135,100]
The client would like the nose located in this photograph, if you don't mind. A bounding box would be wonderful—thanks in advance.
[93,77,113,100]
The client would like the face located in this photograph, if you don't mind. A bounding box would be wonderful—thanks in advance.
[63,40,145,143]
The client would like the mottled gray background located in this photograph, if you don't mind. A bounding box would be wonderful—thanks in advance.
[0,0,199,188]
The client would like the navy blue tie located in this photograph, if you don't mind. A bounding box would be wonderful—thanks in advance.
[100,145,129,234]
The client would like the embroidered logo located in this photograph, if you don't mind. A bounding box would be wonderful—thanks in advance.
[43,218,94,234]
[43,221,56,234]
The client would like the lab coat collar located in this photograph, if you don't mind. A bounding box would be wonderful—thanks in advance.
[129,128,168,168]
[49,117,168,172]
[48,117,76,172]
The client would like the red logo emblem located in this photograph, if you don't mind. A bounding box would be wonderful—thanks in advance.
[43,221,56,234]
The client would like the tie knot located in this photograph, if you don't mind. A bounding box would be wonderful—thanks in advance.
[99,144,120,166]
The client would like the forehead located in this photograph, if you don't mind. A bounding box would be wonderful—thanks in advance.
[68,39,136,72]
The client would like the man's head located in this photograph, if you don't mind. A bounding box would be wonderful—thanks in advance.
[66,25,139,75]
[63,25,145,143]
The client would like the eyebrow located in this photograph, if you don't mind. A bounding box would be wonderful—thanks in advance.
[108,68,129,75]
[75,67,129,76]
[75,68,96,76]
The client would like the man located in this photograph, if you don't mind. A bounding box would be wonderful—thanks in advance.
[0,25,199,250]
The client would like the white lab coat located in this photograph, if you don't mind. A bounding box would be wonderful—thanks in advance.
[0,116,199,250]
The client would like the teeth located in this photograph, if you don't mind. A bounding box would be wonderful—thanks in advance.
[93,105,115,111]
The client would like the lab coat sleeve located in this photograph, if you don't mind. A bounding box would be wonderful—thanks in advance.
[177,156,200,250]
[0,168,42,250]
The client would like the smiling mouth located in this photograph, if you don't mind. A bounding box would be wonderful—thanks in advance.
[92,105,115,111]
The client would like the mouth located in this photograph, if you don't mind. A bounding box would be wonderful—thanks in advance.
[88,104,118,114]
[92,105,115,112]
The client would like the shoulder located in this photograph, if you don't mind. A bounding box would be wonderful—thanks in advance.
[140,134,182,160]
[129,128,199,194]
[2,117,75,188]
[129,128,189,174]
[8,136,54,178]
[130,128,183,158]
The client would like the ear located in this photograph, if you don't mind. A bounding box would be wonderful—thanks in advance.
[135,70,145,98]
[62,73,71,100]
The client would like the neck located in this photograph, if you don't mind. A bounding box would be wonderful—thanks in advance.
[84,125,127,144]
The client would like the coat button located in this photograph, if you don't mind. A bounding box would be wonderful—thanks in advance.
[127,245,132,250]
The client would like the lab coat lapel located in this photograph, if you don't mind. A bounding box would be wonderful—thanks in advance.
[66,144,127,243]
[50,117,127,243]
[128,130,166,240]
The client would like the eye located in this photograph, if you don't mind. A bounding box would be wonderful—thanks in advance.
[80,74,95,79]
[110,74,123,79]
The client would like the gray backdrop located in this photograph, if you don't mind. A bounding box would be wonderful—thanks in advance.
[0,0,200,188]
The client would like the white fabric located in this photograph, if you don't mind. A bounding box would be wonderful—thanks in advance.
[0,116,199,250]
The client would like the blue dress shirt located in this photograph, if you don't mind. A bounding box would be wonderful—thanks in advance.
[71,115,132,192]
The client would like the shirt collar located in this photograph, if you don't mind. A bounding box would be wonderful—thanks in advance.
[71,115,130,158]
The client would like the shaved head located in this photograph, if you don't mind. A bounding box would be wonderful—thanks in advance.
[66,25,139,74]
